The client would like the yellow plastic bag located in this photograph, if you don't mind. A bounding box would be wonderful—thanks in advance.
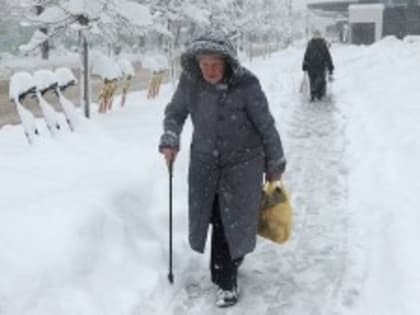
[258,182,292,244]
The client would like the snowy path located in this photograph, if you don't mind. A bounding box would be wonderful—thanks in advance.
[276,97,350,315]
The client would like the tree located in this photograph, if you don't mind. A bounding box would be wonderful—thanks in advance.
[14,0,152,59]
[8,0,303,61]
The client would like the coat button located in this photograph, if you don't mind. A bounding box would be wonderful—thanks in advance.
[212,149,219,157]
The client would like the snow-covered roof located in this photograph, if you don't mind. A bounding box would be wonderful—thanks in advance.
[117,59,135,77]
[9,72,36,101]
[55,67,78,87]
[33,69,59,92]
[91,52,122,80]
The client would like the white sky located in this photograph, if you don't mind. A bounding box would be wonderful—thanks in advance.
[1,37,420,314]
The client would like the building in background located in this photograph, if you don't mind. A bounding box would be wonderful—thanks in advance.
[306,0,357,43]
[307,0,420,44]
[348,3,384,44]
[381,1,420,38]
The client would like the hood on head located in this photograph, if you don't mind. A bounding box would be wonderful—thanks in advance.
[180,30,242,83]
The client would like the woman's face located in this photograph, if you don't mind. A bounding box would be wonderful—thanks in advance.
[198,55,226,84]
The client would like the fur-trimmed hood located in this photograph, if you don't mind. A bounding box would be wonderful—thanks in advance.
[180,31,244,84]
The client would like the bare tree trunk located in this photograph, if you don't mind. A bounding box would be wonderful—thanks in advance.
[40,27,49,59]
[249,34,254,63]
[35,6,49,60]
[170,37,176,87]
[168,20,177,87]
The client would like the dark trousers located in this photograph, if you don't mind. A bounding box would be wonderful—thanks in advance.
[210,196,244,290]
[308,70,326,100]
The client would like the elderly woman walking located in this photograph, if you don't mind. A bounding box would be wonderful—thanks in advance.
[159,31,286,307]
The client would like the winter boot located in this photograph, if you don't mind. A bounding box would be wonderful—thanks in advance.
[215,285,239,307]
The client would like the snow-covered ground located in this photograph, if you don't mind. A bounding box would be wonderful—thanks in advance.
[0,37,419,315]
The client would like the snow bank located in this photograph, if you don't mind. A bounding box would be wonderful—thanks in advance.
[404,35,420,44]
[0,97,173,314]
[333,38,420,315]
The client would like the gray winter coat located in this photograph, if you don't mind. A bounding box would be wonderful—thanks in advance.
[159,32,286,259]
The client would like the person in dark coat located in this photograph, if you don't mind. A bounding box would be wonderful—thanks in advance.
[159,31,286,307]
[302,30,334,101]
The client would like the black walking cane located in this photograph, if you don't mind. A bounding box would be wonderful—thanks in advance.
[168,159,174,284]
